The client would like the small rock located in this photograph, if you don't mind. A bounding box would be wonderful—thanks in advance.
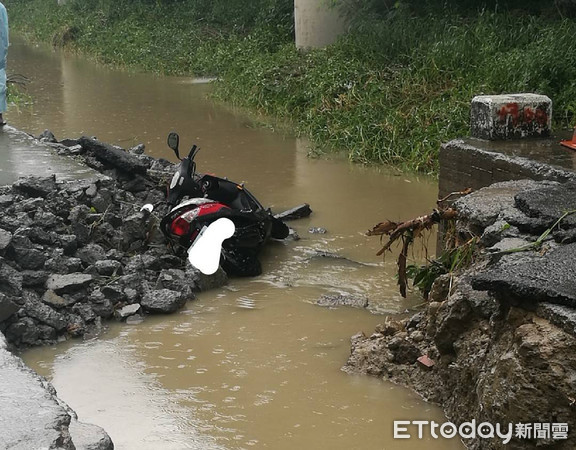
[26,228,58,246]
[0,293,19,322]
[85,184,98,198]
[115,303,141,320]
[428,301,442,318]
[141,289,188,314]
[67,144,83,155]
[66,314,86,337]
[105,249,124,261]
[375,318,403,336]
[24,298,67,331]
[309,227,327,234]
[124,288,139,303]
[13,248,47,270]
[94,260,123,276]
[0,262,23,296]
[125,314,144,325]
[68,420,114,450]
[72,303,97,323]
[13,175,58,198]
[89,290,114,319]
[129,144,146,155]
[407,311,425,329]
[5,317,37,344]
[411,330,425,343]
[36,324,58,342]
[45,256,83,274]
[487,237,533,253]
[76,244,107,266]
[0,194,14,207]
[69,204,91,223]
[155,269,195,298]
[316,293,369,309]
[387,335,420,364]
[37,129,57,143]
[59,235,78,256]
[480,220,520,247]
[429,274,451,303]
[46,273,93,295]
[186,266,228,292]
[42,290,76,308]
[101,285,126,302]
[125,254,157,273]
[0,229,12,252]
[33,211,61,229]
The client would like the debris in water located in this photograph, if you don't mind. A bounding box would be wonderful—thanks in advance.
[367,188,472,298]
[274,203,312,221]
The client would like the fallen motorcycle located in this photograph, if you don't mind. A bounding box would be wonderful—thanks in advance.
[160,132,289,276]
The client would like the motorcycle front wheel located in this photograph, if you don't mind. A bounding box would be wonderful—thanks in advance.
[221,248,262,277]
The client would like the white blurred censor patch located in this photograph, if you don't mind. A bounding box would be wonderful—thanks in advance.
[187,218,235,275]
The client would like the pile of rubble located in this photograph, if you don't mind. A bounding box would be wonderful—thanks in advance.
[0,134,227,349]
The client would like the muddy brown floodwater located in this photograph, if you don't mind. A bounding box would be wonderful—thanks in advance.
[10,36,464,449]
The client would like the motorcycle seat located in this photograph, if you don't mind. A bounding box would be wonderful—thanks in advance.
[206,178,252,211]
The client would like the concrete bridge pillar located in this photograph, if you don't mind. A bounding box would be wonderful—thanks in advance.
[294,0,346,49]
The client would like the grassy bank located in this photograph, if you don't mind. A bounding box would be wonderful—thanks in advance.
[6,0,576,173]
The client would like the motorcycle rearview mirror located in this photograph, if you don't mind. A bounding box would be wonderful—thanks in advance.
[167,132,181,160]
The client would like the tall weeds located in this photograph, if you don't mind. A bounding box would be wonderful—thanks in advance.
[6,0,576,173]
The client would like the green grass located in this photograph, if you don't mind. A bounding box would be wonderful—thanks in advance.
[6,0,576,173]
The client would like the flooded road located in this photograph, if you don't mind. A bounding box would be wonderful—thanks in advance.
[9,37,464,449]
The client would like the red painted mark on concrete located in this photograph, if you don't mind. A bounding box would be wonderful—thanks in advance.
[497,102,548,127]
[523,107,535,123]
[535,108,548,126]
[498,103,520,126]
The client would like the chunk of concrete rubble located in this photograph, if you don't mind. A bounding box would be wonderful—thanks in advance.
[470,93,551,140]
[417,354,435,369]
[454,179,555,230]
[472,242,576,308]
[68,420,114,450]
[79,136,149,175]
[316,292,369,309]
[115,303,142,320]
[13,174,58,198]
[140,289,188,314]
[46,273,94,295]
[0,333,113,449]
[274,203,312,221]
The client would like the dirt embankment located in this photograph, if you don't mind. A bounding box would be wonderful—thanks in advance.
[344,180,576,449]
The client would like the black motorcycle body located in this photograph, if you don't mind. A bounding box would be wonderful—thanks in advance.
[160,132,289,276]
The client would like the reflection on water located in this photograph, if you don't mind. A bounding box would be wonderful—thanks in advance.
[0,127,95,185]
[12,36,464,450]
[26,290,463,450]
